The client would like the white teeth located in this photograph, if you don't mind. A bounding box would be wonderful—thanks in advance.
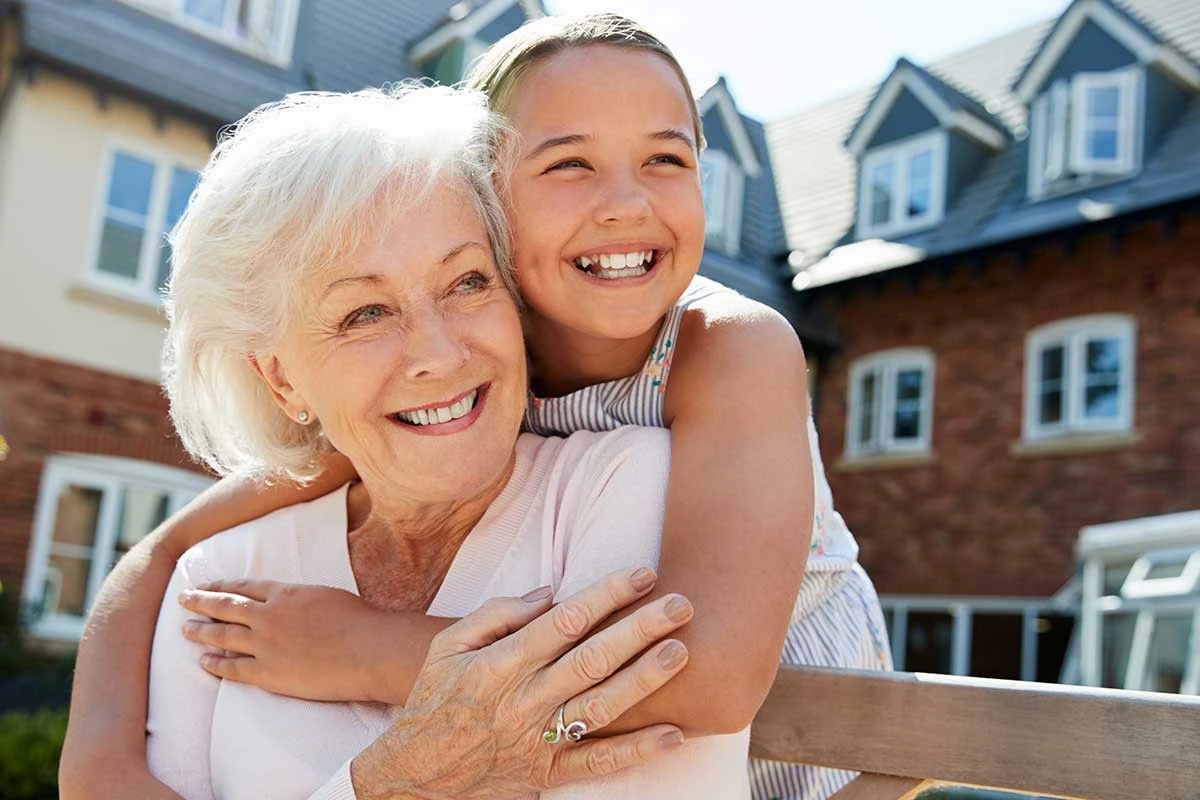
[595,265,649,280]
[579,256,593,269]
[577,251,654,276]
[396,389,478,426]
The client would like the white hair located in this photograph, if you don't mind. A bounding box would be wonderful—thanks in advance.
[163,83,514,482]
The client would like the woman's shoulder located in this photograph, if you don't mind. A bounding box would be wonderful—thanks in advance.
[517,428,670,484]
[176,483,352,586]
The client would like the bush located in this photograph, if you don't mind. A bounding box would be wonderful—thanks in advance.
[0,709,68,800]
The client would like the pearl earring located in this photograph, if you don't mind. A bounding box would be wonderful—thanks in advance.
[297,411,310,424]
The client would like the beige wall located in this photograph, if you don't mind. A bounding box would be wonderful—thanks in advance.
[0,72,213,383]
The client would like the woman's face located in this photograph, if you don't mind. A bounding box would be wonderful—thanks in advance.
[257,182,527,506]
[501,45,706,343]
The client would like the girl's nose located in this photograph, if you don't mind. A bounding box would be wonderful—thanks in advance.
[593,174,651,225]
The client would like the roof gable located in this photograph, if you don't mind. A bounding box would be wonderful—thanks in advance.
[845,58,1009,157]
[1012,0,1200,102]
[697,78,762,178]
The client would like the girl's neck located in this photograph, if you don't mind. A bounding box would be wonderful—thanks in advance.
[524,313,665,398]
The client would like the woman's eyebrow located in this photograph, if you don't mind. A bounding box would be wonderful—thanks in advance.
[321,274,383,300]
[441,241,488,264]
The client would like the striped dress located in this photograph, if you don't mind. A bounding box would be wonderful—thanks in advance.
[525,276,893,800]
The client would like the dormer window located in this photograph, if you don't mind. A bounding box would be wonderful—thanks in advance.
[857,130,947,239]
[1029,68,1142,198]
[125,0,299,63]
[701,150,745,256]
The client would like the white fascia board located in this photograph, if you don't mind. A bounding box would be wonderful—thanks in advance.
[845,66,970,157]
[1077,510,1200,559]
[1014,0,1196,103]
[697,81,762,178]
[948,109,1008,150]
[411,0,517,63]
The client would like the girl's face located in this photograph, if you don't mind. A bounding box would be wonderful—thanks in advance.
[502,45,705,343]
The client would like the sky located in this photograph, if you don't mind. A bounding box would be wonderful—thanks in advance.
[545,0,1070,122]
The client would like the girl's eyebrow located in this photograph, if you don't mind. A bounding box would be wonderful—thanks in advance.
[651,128,697,151]
[524,129,697,161]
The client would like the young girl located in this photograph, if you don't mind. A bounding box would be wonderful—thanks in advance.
[63,14,889,800]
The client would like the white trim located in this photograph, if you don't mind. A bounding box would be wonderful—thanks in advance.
[845,347,935,459]
[1022,314,1136,442]
[84,140,204,308]
[856,129,947,239]
[1069,69,1142,176]
[846,65,1007,157]
[117,0,300,66]
[697,81,762,178]
[1014,0,1200,103]
[1079,510,1200,560]
[20,454,212,641]
[411,0,521,64]
[1121,548,1200,599]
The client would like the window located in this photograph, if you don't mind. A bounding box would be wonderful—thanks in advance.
[846,349,934,458]
[1028,68,1142,198]
[90,148,200,304]
[122,0,299,63]
[700,150,745,256]
[1023,315,1135,441]
[856,130,947,239]
[21,455,211,640]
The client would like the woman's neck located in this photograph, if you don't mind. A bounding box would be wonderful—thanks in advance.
[523,313,664,398]
[344,453,515,612]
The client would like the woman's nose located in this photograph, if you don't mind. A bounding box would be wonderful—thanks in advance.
[403,310,469,380]
[593,173,651,226]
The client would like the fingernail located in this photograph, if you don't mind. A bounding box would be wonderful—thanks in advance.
[178,591,194,605]
[657,640,687,669]
[629,567,656,591]
[664,595,692,623]
[522,585,553,603]
[659,730,684,749]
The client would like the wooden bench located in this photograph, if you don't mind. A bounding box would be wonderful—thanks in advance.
[751,667,1200,800]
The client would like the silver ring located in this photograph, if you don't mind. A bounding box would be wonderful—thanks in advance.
[543,702,588,744]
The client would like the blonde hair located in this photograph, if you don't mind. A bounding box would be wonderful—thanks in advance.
[465,13,705,151]
[163,84,513,482]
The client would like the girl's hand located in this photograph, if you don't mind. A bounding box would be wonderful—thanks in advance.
[179,580,421,703]
[353,567,694,799]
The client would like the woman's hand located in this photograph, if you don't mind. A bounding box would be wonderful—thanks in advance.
[352,567,694,800]
[178,580,432,703]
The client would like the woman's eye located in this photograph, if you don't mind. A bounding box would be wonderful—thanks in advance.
[343,304,386,328]
[455,271,493,293]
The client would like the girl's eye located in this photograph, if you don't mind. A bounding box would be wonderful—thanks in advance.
[649,154,687,167]
[343,304,386,328]
[454,271,493,294]
[545,158,588,172]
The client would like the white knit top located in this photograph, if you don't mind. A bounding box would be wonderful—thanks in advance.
[146,428,751,800]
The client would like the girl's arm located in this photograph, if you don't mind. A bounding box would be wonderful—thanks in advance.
[58,453,357,797]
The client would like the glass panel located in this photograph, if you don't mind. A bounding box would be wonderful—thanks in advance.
[97,219,145,280]
[1144,614,1191,693]
[1088,86,1120,119]
[1083,85,1121,162]
[893,368,923,441]
[1086,129,1119,161]
[1104,563,1134,595]
[969,613,1024,680]
[45,554,90,616]
[50,484,102,548]
[45,484,104,616]
[700,153,726,234]
[906,148,933,218]
[1146,560,1189,581]
[106,153,155,216]
[1038,344,1065,425]
[1100,611,1136,688]
[183,0,229,28]
[1035,613,1076,683]
[905,611,953,673]
[156,169,201,291]
[868,161,894,227]
[110,487,172,568]
[857,371,877,447]
[1083,337,1121,420]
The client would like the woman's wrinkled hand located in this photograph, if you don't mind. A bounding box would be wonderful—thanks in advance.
[352,567,694,800]
[178,580,412,702]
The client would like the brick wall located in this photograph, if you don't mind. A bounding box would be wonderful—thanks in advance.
[0,349,202,597]
[813,212,1200,597]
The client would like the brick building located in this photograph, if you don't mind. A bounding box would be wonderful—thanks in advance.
[769,0,1200,691]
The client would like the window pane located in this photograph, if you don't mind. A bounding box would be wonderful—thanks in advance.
[1086,86,1120,120]
[1035,613,1076,683]
[1038,344,1065,425]
[1087,129,1119,161]
[1084,384,1120,419]
[969,613,1024,680]
[905,611,953,673]
[893,368,924,441]
[1083,337,1122,420]
[45,484,104,617]
[1144,614,1191,693]
[97,219,145,280]
[906,148,933,218]
[896,368,923,401]
[45,554,91,616]
[110,487,172,568]
[107,153,155,216]
[857,371,877,447]
[701,153,726,234]
[868,161,894,226]
[183,0,228,27]
[1101,612,1136,688]
[1083,85,1122,162]
[157,169,200,291]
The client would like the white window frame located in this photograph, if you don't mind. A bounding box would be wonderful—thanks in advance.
[1023,315,1136,442]
[20,454,212,641]
[700,149,745,256]
[856,129,947,239]
[845,348,935,459]
[1027,67,1143,199]
[119,0,301,65]
[84,142,203,307]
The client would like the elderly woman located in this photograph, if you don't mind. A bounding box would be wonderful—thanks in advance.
[137,84,749,799]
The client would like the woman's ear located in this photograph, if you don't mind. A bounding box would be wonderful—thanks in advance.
[248,353,312,425]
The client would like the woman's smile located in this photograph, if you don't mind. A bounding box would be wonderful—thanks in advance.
[388,383,490,436]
